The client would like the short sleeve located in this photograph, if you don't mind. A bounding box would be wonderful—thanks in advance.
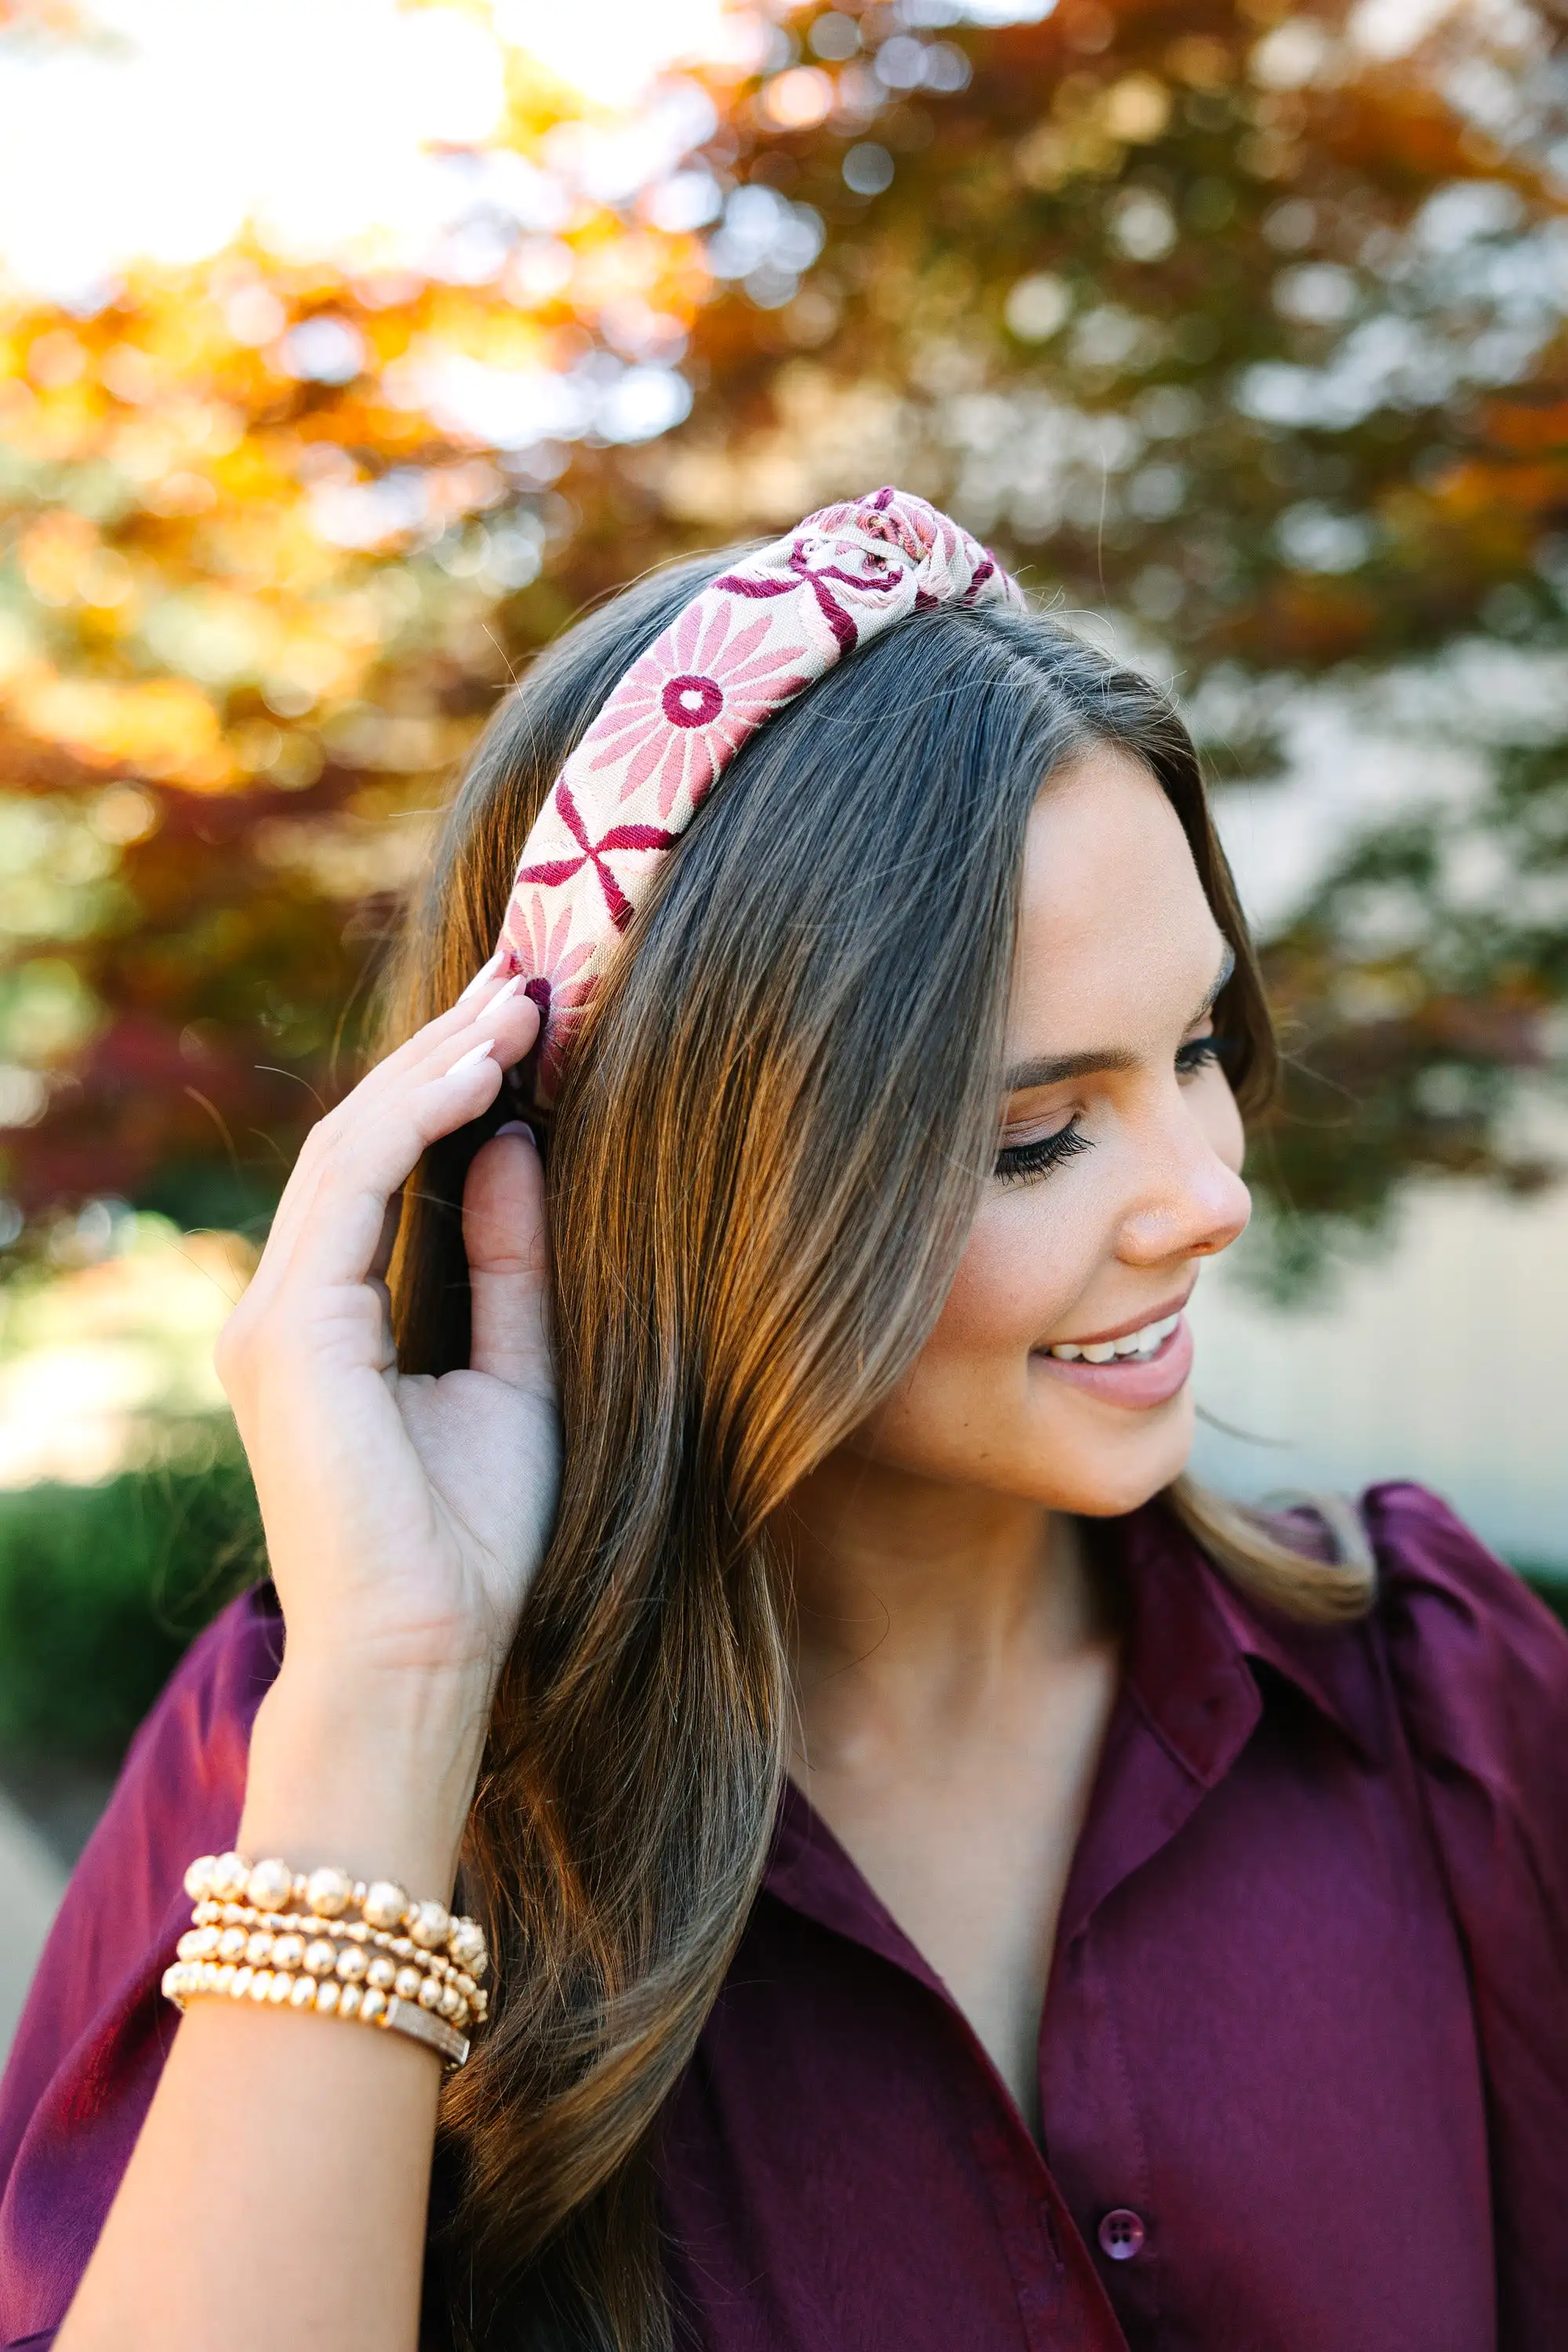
[1369,1483,1568,2352]
[0,1585,281,2350]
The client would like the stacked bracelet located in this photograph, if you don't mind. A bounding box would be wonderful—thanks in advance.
[161,1853,492,2070]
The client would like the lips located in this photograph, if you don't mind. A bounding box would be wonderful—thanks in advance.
[1029,1309,1195,1411]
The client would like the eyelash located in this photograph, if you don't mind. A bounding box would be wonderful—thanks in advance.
[993,1034,1230,1185]
[993,1120,1094,1187]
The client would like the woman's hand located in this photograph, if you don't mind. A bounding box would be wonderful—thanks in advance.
[216,964,554,1711]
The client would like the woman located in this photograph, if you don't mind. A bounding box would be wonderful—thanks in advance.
[1,491,1564,2352]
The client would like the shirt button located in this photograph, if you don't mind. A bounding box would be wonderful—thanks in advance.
[1098,2208,1147,2261]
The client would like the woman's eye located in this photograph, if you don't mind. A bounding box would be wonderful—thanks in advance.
[994,1036,1235,1184]
[1174,1033,1228,1078]
[993,1117,1094,1187]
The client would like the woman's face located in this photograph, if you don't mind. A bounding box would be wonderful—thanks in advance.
[858,744,1251,1517]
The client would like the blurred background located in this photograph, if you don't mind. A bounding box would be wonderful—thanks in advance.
[1,0,1565,2047]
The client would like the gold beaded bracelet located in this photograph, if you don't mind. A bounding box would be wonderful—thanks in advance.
[176,1907,489,2027]
[183,1853,490,1974]
[162,1853,493,2070]
[161,1952,470,2066]
[172,1919,485,2031]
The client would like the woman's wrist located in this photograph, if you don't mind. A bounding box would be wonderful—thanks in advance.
[238,1653,495,1900]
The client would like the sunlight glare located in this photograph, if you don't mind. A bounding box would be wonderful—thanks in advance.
[492,0,737,112]
[0,0,739,300]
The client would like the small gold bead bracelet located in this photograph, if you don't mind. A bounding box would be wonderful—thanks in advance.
[174,1911,488,2027]
[162,1853,493,2069]
[161,1954,470,2066]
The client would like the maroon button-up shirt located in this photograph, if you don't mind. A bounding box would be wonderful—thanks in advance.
[3,1484,1566,2350]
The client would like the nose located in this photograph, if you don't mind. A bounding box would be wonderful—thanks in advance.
[1113,1110,1251,1271]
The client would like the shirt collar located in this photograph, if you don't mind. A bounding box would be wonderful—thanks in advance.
[760,1499,1386,1950]
[1115,1499,1386,1776]
[764,1775,952,1996]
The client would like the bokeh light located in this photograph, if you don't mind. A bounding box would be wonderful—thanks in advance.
[0,0,761,302]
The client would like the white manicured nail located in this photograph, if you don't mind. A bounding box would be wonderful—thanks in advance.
[457,953,504,1004]
[490,974,524,1008]
[445,1036,496,1078]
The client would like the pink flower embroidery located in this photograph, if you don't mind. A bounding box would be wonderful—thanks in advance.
[490,486,1022,1106]
[499,889,597,1039]
[579,597,812,818]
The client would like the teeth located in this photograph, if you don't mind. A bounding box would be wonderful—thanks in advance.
[1047,1312,1180,1366]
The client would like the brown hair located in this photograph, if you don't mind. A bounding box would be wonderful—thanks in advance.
[378,552,1373,2348]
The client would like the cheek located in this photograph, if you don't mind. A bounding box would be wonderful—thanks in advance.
[931,1189,1093,1364]
[856,1185,1101,1473]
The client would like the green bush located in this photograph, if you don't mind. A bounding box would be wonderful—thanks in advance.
[1520,1572,1568,1632]
[0,1458,1563,1781]
[0,1445,264,1769]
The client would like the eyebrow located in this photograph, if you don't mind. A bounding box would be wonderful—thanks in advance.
[1002,940,1236,1093]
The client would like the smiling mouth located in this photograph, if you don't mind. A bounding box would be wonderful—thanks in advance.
[1029,1308,1193,1411]
[1043,1310,1182,1366]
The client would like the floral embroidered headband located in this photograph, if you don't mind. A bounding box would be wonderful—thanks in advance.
[494,485,1025,1105]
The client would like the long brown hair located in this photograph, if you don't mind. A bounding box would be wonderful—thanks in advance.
[378,552,1373,2348]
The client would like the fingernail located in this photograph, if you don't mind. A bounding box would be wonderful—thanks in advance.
[491,974,525,1009]
[457,952,504,1004]
[445,1036,496,1077]
[495,1120,536,1145]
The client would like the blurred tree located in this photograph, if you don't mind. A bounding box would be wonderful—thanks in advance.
[645,0,1568,1278]
[0,13,720,1240]
[0,0,1563,1281]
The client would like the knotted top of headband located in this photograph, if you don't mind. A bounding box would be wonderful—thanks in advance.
[494,485,1025,1105]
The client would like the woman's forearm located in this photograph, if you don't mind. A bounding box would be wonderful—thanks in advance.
[56,1661,490,2352]
[56,971,552,2348]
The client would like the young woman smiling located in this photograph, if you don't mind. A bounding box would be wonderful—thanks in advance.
[2,492,1564,2352]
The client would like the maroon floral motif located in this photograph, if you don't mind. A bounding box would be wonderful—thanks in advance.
[492,487,1021,1105]
[514,777,677,931]
[713,534,906,653]
[661,673,725,728]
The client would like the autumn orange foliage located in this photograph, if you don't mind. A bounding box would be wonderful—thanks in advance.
[2,0,1563,1279]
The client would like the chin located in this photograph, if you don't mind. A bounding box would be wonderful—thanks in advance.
[1032,1390,1196,1519]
